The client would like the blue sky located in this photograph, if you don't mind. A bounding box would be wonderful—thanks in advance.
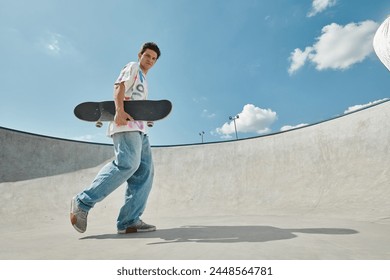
[1,0,389,146]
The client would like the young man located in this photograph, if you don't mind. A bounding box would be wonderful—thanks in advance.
[70,42,161,234]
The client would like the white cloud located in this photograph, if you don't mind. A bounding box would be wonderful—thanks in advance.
[72,134,96,142]
[47,39,61,54]
[344,98,389,114]
[288,47,313,75]
[41,32,62,55]
[307,0,337,17]
[201,109,216,118]
[288,20,379,74]
[280,123,309,132]
[215,104,277,137]
[39,31,77,56]
[192,96,208,103]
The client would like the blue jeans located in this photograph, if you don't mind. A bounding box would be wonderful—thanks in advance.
[76,131,154,231]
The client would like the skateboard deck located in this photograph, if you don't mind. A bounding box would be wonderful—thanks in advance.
[373,15,390,71]
[74,99,172,122]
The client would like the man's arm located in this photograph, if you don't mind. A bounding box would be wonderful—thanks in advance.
[113,82,133,126]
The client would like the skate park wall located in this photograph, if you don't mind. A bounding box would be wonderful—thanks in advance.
[148,99,390,221]
[0,99,389,223]
[0,127,114,182]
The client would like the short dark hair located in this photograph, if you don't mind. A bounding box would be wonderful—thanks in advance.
[140,42,161,60]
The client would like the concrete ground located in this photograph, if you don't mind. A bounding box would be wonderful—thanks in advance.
[0,100,389,260]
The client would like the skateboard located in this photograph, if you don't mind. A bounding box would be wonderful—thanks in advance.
[74,99,172,127]
[373,15,390,71]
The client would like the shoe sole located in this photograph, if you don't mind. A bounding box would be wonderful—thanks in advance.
[118,227,156,234]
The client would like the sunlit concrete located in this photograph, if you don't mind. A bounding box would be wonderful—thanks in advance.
[0,100,389,259]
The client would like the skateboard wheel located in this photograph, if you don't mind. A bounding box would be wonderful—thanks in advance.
[147,121,154,127]
[96,121,103,128]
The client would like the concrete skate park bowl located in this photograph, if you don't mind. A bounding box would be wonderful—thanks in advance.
[0,99,389,260]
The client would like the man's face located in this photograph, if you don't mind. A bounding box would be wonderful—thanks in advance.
[138,49,158,73]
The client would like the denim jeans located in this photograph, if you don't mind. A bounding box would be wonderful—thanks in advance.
[76,131,154,231]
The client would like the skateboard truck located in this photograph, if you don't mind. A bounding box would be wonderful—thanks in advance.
[95,120,153,128]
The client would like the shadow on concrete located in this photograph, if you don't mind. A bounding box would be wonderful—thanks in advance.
[80,225,359,244]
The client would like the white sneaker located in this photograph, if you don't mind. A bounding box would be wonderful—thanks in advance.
[70,196,88,233]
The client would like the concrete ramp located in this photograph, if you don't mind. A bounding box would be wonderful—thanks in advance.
[0,128,114,182]
[150,100,390,222]
[0,100,389,259]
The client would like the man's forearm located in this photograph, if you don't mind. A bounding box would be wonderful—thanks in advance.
[113,82,133,125]
[113,82,126,112]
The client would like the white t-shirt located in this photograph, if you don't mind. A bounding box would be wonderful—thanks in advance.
[107,62,149,136]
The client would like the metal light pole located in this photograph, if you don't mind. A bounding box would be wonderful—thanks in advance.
[229,115,239,140]
[199,131,205,143]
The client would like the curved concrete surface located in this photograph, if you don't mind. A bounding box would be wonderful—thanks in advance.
[0,128,113,182]
[0,100,389,259]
